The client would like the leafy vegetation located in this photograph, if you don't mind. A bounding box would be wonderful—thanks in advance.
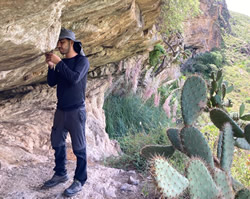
[149,44,166,68]
[220,12,250,188]
[222,11,250,112]
[160,0,200,35]
[180,49,225,78]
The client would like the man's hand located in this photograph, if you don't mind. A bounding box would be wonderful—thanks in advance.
[45,52,54,69]
[45,52,62,69]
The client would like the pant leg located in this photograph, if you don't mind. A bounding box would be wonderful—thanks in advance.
[51,109,68,176]
[65,107,87,185]
[73,148,87,185]
[53,145,67,176]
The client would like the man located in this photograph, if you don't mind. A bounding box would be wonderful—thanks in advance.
[43,28,89,197]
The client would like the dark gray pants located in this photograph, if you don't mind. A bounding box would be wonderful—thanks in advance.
[50,106,87,185]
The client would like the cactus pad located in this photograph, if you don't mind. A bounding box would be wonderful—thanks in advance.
[239,103,245,117]
[186,158,220,199]
[240,113,250,121]
[166,128,183,151]
[222,83,226,99]
[216,69,223,81]
[181,76,207,125]
[244,124,250,144]
[151,157,189,198]
[220,123,234,173]
[210,108,244,138]
[140,145,175,159]
[214,168,234,199]
[235,138,250,150]
[180,126,214,168]
[232,178,245,193]
[235,188,250,199]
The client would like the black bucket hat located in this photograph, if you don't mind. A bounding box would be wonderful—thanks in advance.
[59,28,85,56]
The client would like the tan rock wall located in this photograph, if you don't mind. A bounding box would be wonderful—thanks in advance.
[0,81,120,168]
[183,0,223,53]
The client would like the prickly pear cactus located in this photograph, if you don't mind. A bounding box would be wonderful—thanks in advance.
[140,145,175,159]
[141,74,250,199]
[235,188,250,199]
[210,108,244,138]
[235,138,250,150]
[208,69,234,108]
[220,123,234,173]
[181,76,207,125]
[180,126,214,168]
[214,168,234,199]
[216,69,223,81]
[166,128,183,152]
[186,158,220,199]
[151,157,189,198]
[244,124,250,144]
[240,113,250,121]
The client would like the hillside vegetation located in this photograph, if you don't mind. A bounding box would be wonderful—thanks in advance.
[223,11,250,187]
[223,11,250,112]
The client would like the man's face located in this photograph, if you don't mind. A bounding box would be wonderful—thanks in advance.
[57,39,71,55]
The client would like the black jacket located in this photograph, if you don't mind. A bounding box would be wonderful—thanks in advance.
[47,54,89,111]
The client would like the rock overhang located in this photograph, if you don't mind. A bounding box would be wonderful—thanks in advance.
[0,0,161,91]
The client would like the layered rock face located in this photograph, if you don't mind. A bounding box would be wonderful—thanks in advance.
[0,0,161,91]
[183,0,230,53]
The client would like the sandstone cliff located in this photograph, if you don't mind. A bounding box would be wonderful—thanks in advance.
[183,0,230,54]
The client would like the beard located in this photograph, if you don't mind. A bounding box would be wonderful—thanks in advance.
[59,40,71,55]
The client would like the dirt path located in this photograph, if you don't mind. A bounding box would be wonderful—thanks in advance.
[0,154,158,199]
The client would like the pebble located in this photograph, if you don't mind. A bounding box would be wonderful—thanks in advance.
[120,183,137,192]
[128,176,139,185]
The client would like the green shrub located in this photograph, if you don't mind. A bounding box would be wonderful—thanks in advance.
[104,128,169,172]
[181,50,225,78]
[160,0,200,35]
[104,127,188,173]
[149,44,166,67]
[103,94,171,139]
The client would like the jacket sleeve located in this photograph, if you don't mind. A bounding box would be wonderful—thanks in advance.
[55,56,89,84]
[47,67,57,87]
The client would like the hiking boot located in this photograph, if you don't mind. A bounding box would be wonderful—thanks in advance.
[63,179,82,197]
[42,174,68,189]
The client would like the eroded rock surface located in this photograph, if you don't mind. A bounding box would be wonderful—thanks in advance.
[183,0,230,53]
[0,81,120,167]
[0,0,161,91]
